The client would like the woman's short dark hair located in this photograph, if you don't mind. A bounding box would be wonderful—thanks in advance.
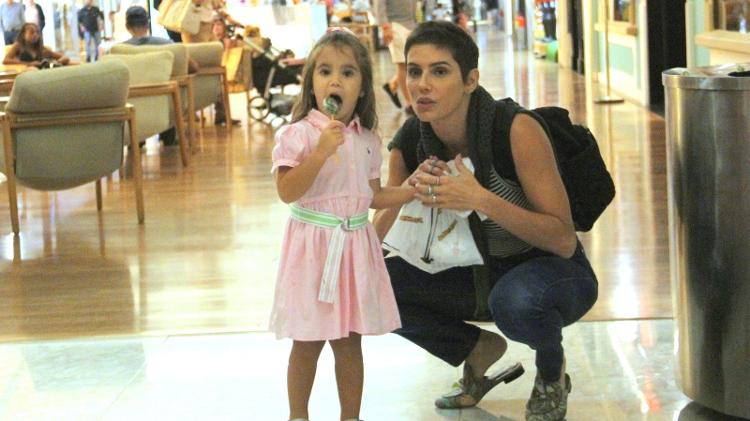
[404,21,478,82]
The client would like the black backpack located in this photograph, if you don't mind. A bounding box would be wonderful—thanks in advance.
[394,99,615,232]
[493,98,615,231]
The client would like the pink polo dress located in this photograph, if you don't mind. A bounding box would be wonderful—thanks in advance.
[268,110,402,341]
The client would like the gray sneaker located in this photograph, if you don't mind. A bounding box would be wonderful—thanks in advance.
[525,373,572,421]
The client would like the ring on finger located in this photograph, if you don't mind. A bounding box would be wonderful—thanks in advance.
[431,194,437,204]
[436,176,441,186]
[427,184,434,195]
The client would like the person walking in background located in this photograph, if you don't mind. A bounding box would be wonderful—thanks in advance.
[269,29,414,421]
[78,0,103,62]
[210,16,241,126]
[23,0,43,32]
[182,0,241,44]
[373,0,417,115]
[0,0,24,45]
[485,0,499,30]
[153,0,182,42]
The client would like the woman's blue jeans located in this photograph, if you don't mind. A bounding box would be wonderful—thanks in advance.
[387,243,598,382]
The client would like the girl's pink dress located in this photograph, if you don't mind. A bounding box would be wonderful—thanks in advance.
[268,110,402,341]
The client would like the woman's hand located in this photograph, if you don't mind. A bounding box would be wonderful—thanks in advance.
[406,156,449,187]
[59,56,70,65]
[414,154,486,212]
[315,120,346,159]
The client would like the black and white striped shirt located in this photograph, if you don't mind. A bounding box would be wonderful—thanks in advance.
[481,167,533,257]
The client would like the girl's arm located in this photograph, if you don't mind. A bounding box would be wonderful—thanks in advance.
[372,149,410,240]
[275,121,345,203]
[369,178,414,210]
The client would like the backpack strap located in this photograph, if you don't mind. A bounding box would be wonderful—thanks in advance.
[492,98,521,182]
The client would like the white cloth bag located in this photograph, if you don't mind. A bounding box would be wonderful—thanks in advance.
[383,158,485,274]
[157,0,201,34]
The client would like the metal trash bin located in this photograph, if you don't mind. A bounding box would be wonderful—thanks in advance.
[663,63,750,419]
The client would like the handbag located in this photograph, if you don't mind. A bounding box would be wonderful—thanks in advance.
[158,0,201,35]
[383,158,485,274]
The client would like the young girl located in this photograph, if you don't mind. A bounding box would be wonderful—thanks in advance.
[269,30,414,421]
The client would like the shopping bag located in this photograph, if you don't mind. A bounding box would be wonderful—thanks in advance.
[383,157,485,274]
[158,0,201,35]
[223,46,252,92]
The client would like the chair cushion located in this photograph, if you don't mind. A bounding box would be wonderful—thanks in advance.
[186,42,223,67]
[13,122,124,190]
[110,43,189,77]
[101,51,174,86]
[6,61,129,113]
[192,74,222,111]
[101,51,176,139]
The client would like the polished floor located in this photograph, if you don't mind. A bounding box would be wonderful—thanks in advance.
[0,27,704,420]
[0,320,732,421]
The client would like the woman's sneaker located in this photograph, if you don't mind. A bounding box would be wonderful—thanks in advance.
[525,373,571,421]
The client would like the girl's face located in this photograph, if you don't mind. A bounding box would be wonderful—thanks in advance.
[406,44,477,123]
[23,25,39,43]
[312,44,363,124]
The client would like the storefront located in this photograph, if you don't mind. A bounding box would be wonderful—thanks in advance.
[690,0,750,65]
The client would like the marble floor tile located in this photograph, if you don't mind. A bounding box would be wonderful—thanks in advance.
[0,336,166,421]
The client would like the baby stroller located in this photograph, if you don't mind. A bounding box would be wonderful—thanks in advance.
[242,27,305,123]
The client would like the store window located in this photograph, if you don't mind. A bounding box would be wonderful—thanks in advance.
[612,0,634,23]
[714,0,749,33]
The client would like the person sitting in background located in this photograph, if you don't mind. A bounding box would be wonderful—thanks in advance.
[123,6,171,46]
[121,5,199,146]
[3,22,70,67]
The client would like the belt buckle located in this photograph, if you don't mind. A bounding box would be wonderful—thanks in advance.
[342,217,353,231]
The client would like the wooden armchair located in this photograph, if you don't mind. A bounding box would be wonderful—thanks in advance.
[185,42,232,127]
[0,61,143,235]
[110,43,197,151]
[101,50,190,167]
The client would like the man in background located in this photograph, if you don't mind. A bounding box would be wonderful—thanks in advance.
[0,0,24,45]
[121,5,198,146]
[78,0,103,62]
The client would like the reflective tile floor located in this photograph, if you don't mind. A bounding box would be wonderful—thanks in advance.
[1,319,744,421]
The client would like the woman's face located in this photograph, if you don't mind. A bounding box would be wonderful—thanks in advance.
[212,21,226,39]
[312,44,363,124]
[23,25,39,43]
[406,44,476,123]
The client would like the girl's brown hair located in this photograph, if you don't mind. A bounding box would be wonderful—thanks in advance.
[291,30,377,130]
